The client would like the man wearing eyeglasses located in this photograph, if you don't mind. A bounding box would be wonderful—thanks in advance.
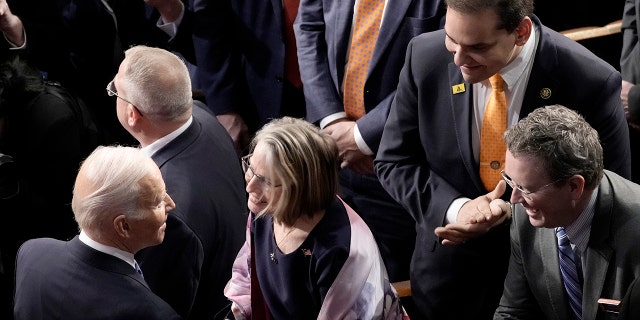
[493,105,640,319]
[375,0,631,318]
[110,45,247,320]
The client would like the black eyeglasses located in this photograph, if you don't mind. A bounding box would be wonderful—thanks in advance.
[106,80,135,106]
[500,170,562,200]
[241,155,281,188]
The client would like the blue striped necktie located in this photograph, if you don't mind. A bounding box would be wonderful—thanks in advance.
[134,260,144,279]
[556,227,582,320]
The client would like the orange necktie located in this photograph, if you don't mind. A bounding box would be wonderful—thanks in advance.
[479,73,507,191]
[342,0,384,120]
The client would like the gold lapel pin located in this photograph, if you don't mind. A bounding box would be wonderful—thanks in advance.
[540,88,551,99]
[452,83,466,94]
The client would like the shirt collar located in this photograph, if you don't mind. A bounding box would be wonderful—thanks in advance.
[79,230,136,268]
[482,23,538,91]
[141,115,193,157]
[563,186,598,254]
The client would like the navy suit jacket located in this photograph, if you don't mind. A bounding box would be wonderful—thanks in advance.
[495,171,640,320]
[376,16,631,320]
[135,103,247,320]
[294,0,445,152]
[192,0,302,132]
[14,236,181,320]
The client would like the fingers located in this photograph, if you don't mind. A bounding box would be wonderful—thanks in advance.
[434,226,467,245]
[488,179,507,200]
[434,222,493,246]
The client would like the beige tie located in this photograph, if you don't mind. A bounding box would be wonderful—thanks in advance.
[479,73,507,190]
[342,0,384,120]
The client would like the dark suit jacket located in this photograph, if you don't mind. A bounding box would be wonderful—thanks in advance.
[620,277,640,320]
[135,103,247,320]
[294,0,445,152]
[14,236,181,320]
[375,16,631,320]
[192,0,305,133]
[621,0,640,123]
[621,0,640,84]
[495,171,640,320]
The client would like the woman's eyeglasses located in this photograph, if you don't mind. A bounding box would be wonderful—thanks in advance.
[241,155,281,188]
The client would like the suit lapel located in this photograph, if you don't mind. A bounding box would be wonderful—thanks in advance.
[582,176,614,320]
[538,228,570,318]
[271,0,284,30]
[368,0,411,72]
[447,63,484,192]
[520,17,561,119]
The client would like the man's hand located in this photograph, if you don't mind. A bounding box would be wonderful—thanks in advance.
[322,119,373,174]
[217,112,249,156]
[621,80,640,131]
[144,0,183,23]
[434,180,511,245]
[621,80,633,109]
[0,0,24,46]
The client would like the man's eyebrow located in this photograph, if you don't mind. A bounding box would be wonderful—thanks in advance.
[444,31,457,43]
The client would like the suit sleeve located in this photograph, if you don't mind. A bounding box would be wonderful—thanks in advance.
[294,0,345,124]
[356,90,395,153]
[621,0,640,83]
[192,0,244,115]
[166,1,196,64]
[375,38,462,242]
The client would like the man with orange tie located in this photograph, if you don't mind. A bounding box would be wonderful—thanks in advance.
[294,0,446,290]
[375,0,631,319]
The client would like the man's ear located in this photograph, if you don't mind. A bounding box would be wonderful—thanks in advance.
[127,104,142,127]
[566,174,586,201]
[113,214,131,237]
[514,17,532,46]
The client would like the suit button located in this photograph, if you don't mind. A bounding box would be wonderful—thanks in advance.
[275,76,283,83]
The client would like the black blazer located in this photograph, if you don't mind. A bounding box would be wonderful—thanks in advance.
[14,236,181,319]
[135,103,247,320]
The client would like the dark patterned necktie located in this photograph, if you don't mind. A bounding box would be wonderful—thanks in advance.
[556,227,582,320]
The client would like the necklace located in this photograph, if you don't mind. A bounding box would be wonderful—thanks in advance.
[270,222,296,264]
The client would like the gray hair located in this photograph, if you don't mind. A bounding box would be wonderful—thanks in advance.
[120,45,192,121]
[249,117,339,226]
[504,105,604,190]
[72,145,158,236]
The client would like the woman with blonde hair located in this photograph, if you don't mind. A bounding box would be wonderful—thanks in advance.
[225,117,405,319]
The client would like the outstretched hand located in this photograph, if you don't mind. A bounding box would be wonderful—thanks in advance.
[434,180,512,245]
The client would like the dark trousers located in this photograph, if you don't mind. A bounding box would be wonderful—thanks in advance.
[338,168,416,283]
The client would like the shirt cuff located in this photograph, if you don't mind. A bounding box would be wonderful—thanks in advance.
[353,124,373,155]
[156,1,185,39]
[446,197,470,224]
[4,28,26,49]
[319,112,347,129]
